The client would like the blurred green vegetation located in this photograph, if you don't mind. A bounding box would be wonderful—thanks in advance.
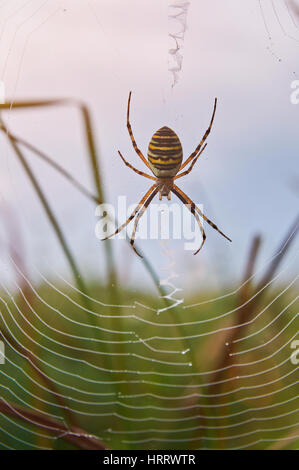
[0,279,297,450]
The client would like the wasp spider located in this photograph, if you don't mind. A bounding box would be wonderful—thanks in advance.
[103,92,231,257]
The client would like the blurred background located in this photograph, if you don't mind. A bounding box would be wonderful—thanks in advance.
[0,0,298,451]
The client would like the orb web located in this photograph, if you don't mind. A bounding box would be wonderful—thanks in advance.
[0,0,298,451]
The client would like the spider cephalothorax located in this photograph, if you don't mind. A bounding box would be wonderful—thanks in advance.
[103,92,231,257]
[155,177,174,200]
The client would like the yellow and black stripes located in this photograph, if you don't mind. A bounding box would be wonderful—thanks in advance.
[147,126,183,177]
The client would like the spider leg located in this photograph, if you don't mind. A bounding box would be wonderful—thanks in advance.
[174,144,207,180]
[179,98,217,172]
[130,187,159,258]
[171,187,206,255]
[173,184,232,243]
[102,184,156,240]
[127,91,151,170]
[118,151,156,180]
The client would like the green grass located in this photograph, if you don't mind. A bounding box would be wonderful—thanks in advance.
[0,281,297,450]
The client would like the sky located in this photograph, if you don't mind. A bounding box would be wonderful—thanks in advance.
[0,0,298,293]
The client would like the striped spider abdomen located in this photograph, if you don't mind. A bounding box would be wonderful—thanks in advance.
[147,126,183,178]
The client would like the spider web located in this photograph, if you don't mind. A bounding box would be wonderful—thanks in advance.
[0,0,298,451]
[0,232,298,450]
[168,1,191,87]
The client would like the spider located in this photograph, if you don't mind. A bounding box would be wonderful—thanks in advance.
[103,92,231,257]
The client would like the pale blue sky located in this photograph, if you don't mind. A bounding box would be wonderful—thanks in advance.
[0,0,298,292]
